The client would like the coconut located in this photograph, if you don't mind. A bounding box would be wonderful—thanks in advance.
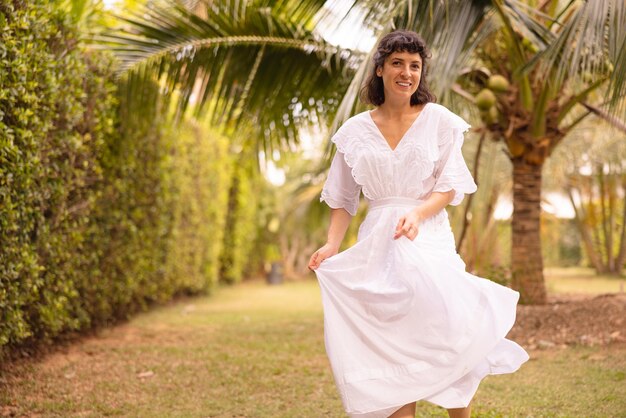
[487,75,510,93]
[480,106,499,125]
[475,88,497,111]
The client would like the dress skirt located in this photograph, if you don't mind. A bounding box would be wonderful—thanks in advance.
[314,197,529,418]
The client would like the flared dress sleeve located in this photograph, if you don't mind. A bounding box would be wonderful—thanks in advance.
[320,149,361,216]
[432,114,478,206]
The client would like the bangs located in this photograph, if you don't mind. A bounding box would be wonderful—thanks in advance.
[383,37,424,55]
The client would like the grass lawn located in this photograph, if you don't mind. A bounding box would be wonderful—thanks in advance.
[2,278,625,417]
[545,267,626,295]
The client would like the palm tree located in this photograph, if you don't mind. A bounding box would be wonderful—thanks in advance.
[449,0,626,303]
[103,0,626,304]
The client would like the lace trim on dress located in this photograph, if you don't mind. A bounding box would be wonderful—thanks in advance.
[319,190,359,216]
[325,107,476,207]
[331,121,439,200]
[329,131,377,200]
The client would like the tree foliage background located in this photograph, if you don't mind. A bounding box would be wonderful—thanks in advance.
[105,0,626,305]
[0,0,263,356]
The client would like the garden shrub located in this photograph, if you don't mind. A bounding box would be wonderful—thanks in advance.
[0,0,257,356]
[164,120,232,293]
[0,0,108,346]
[219,156,262,284]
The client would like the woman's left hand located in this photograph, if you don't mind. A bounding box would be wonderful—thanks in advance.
[394,208,424,240]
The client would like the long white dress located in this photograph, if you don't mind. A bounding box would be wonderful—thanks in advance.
[314,102,529,418]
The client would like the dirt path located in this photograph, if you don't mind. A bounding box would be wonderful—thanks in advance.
[509,293,626,349]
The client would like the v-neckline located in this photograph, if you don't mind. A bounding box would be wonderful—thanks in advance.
[367,103,430,152]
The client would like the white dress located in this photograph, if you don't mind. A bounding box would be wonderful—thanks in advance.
[314,102,529,418]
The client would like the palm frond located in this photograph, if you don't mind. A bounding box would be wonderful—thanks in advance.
[534,0,626,117]
[398,0,492,100]
[100,0,359,149]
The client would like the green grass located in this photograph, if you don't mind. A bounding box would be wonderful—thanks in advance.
[545,267,626,295]
[2,279,625,417]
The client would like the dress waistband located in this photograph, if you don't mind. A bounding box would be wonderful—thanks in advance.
[368,197,424,210]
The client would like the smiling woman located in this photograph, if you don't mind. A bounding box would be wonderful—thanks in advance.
[377,53,422,96]
[361,31,435,107]
[308,30,529,418]
[361,33,436,153]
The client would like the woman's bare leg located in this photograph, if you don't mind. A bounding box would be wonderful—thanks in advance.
[388,401,416,418]
[446,404,471,418]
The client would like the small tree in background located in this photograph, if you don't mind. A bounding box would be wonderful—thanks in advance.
[547,119,626,275]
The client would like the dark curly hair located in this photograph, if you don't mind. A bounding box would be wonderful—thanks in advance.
[360,30,436,106]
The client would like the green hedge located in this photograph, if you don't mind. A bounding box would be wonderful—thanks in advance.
[0,1,260,355]
[164,120,232,292]
[219,157,261,284]
[0,1,106,346]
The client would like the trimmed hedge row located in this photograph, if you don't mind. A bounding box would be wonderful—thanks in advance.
[0,1,261,355]
[0,1,105,347]
[163,120,233,293]
[220,156,262,284]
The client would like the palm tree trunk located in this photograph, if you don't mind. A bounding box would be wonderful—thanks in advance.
[511,158,547,304]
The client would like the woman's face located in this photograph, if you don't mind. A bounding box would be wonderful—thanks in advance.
[376,51,422,103]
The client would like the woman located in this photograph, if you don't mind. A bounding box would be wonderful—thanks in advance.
[308,30,529,418]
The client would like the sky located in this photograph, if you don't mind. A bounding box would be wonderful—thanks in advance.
[103,0,119,9]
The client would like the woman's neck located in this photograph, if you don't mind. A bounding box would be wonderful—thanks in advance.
[376,98,419,119]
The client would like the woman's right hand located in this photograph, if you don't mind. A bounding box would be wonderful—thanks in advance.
[308,243,339,271]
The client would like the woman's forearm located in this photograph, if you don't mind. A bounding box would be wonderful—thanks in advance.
[412,190,455,221]
[308,207,353,270]
[326,208,353,250]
